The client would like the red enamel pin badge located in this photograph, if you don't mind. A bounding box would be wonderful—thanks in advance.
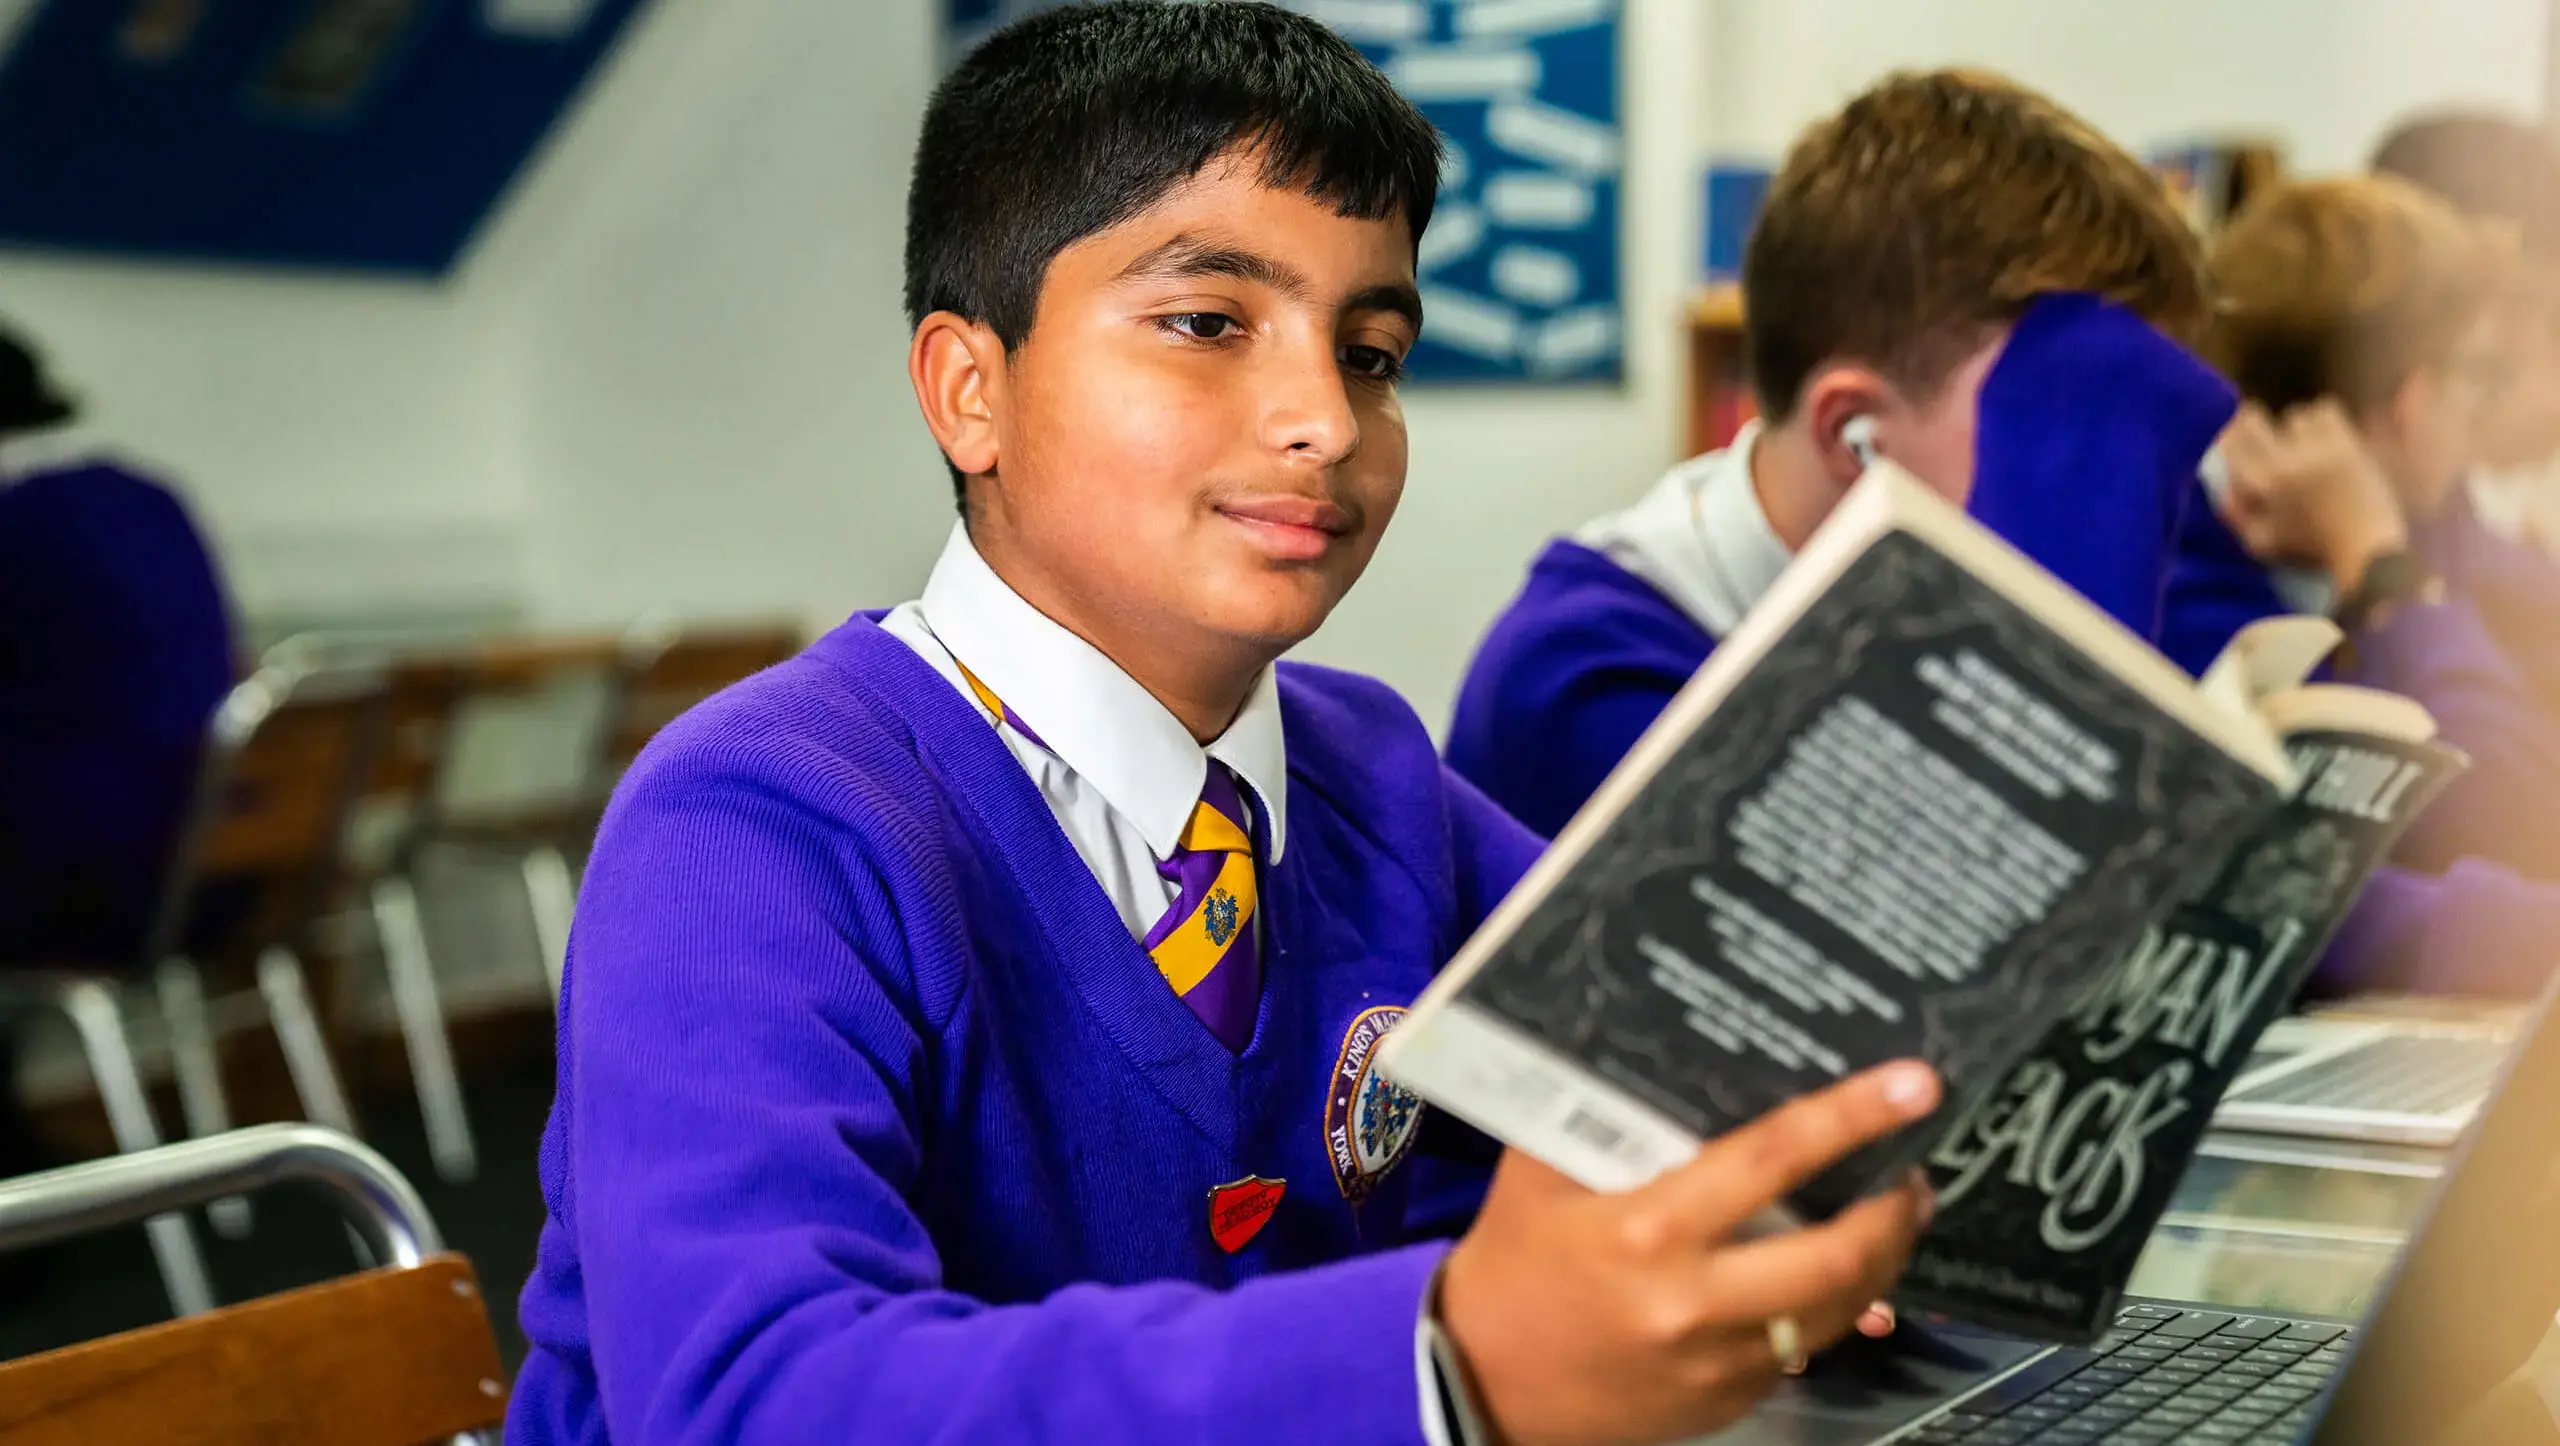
[1208,1175,1285,1254]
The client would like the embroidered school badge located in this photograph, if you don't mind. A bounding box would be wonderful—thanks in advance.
[1208,1175,1285,1254]
[1204,888,1241,947]
[1325,1006,1425,1201]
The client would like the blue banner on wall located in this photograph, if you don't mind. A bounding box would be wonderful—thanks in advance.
[946,0,1624,386]
[0,0,648,276]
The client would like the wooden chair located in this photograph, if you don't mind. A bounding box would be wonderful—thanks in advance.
[607,618,803,775]
[434,621,798,1002]
[425,635,626,1001]
[0,659,385,1315]
[0,1123,504,1445]
[289,647,485,1187]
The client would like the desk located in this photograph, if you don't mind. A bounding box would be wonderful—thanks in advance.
[2125,1130,2440,1320]
[2121,994,2525,1320]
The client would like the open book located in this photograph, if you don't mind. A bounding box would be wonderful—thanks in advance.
[1904,639,2464,1339]
[1379,463,2302,1223]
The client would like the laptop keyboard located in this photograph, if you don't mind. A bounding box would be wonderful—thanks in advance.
[2237,1033,2500,1115]
[1903,1304,2352,1444]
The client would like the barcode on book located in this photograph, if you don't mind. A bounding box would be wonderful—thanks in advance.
[1560,1106,1631,1156]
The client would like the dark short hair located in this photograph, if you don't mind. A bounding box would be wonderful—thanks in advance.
[1744,68,2207,424]
[906,0,1441,507]
[0,325,76,436]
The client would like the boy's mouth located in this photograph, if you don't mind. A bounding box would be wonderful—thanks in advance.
[1217,494,1357,560]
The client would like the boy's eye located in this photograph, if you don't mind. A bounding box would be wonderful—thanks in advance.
[1164,312,1242,341]
[1342,344,1407,382]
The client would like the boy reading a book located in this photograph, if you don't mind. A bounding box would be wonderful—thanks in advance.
[2164,177,2560,986]
[508,6,1941,1445]
[1448,69,2225,840]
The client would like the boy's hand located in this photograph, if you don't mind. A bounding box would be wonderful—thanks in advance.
[1435,1062,1941,1446]
[2216,400,2410,594]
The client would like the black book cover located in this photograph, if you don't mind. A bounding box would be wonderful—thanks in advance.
[1447,533,2283,1219]
[1904,729,2466,1341]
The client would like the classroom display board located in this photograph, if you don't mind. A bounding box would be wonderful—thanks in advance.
[0,0,648,275]
[947,0,1626,386]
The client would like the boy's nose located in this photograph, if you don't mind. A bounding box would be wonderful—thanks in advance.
[1258,354,1360,466]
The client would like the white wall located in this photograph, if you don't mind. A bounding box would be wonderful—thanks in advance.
[472,0,952,637]
[1706,0,2552,170]
[0,253,523,627]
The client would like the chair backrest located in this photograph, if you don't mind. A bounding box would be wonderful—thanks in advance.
[431,635,626,833]
[0,1253,506,1445]
[0,1124,499,1446]
[143,664,385,965]
[370,656,468,807]
[193,667,384,876]
[608,621,800,769]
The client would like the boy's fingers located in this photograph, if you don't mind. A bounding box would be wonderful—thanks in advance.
[1694,1177,1931,1338]
[2291,397,2357,443]
[1644,1063,1940,1239]
[1490,1146,1586,1203]
[2219,405,2278,469]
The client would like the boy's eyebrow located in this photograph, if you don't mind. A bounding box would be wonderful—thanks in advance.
[1117,233,1425,331]
[1345,283,1425,334]
[1118,234,1314,300]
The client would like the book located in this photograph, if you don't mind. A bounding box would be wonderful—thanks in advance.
[1377,462,2299,1222]
[1903,670,2465,1340]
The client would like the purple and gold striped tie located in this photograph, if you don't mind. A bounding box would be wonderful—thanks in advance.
[954,658,1263,1051]
[1140,763,1262,1051]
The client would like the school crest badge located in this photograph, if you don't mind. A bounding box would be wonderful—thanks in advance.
[1204,888,1241,947]
[1207,1175,1285,1254]
[1325,1005,1425,1201]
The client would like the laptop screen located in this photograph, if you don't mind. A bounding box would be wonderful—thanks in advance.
[2311,979,2560,1444]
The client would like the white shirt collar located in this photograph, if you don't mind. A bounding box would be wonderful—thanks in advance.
[1573,421,1792,637]
[913,523,1289,864]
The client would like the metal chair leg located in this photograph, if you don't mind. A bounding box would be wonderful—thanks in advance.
[57,979,215,1318]
[372,877,477,1183]
[521,845,577,1001]
[154,960,252,1238]
[255,948,355,1135]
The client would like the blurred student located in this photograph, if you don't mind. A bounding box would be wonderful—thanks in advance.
[508,7,1940,1446]
[0,325,233,1181]
[2373,112,2560,552]
[0,325,233,973]
[1448,83,2560,1001]
[2168,178,2560,905]
[1449,70,2225,840]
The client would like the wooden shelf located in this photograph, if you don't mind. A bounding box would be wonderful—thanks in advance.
[1689,283,1745,331]
[1686,284,1754,455]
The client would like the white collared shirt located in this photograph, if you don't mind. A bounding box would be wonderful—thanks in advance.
[1574,421,1794,638]
[881,524,1289,942]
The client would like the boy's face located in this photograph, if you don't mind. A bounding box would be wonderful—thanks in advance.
[954,150,1419,665]
[1872,337,2007,508]
[2475,275,2560,472]
[1797,332,2009,508]
[2370,311,2502,515]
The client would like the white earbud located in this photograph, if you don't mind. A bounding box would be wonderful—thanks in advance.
[1843,415,1880,469]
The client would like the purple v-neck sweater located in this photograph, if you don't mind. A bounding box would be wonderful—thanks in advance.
[509,614,1541,1444]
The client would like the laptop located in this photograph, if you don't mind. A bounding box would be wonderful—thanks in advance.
[1707,978,2560,1445]
[2212,1014,2516,1147]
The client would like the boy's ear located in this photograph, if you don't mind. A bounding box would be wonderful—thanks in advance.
[910,312,1008,477]
[1797,365,1895,486]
